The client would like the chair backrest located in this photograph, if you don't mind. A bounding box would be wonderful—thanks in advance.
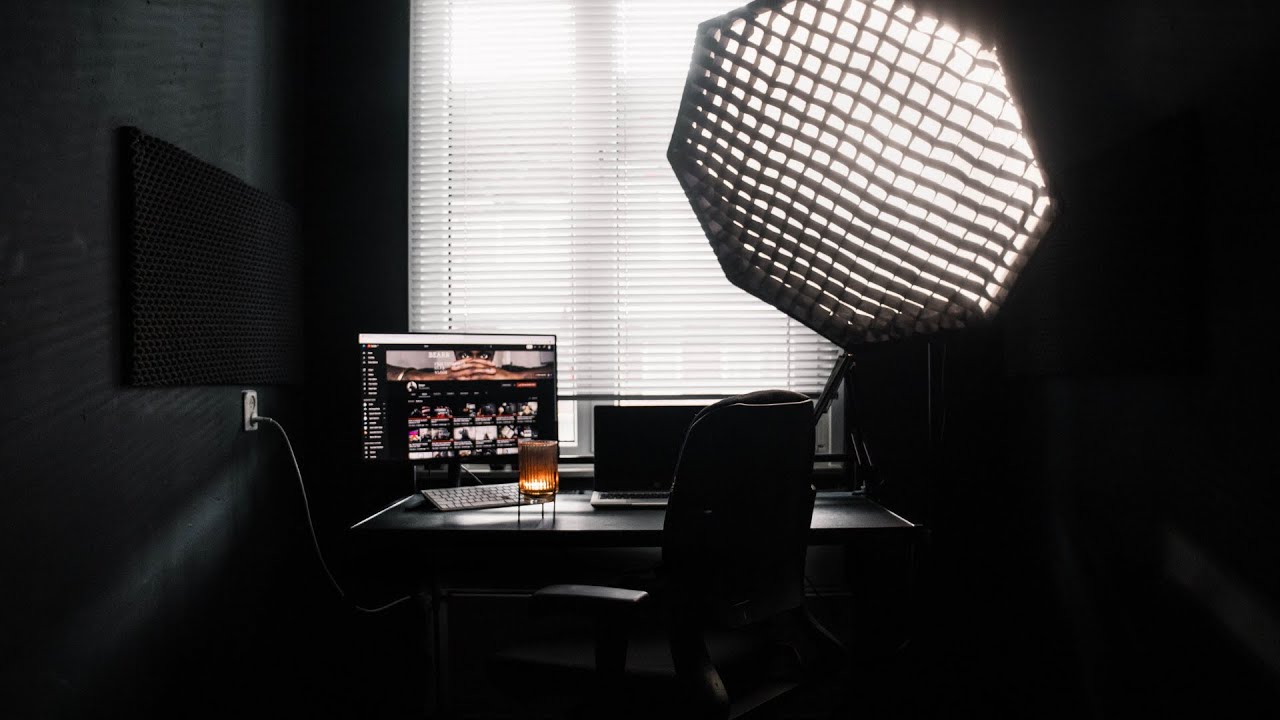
[662,389,816,629]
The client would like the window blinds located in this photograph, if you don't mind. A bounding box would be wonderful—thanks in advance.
[409,0,840,398]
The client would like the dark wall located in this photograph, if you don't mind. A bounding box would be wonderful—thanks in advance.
[1001,1,1280,712]
[0,1,334,716]
[857,1,1280,717]
[298,2,429,716]
[302,1,412,521]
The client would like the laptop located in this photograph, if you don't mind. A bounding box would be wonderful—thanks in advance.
[590,405,704,508]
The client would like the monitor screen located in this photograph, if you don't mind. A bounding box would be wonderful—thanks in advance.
[359,333,557,464]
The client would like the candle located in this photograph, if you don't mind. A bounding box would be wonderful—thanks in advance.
[518,439,559,499]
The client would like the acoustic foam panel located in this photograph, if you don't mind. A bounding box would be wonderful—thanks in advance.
[122,126,302,385]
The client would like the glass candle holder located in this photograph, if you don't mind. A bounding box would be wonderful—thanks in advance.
[517,439,559,500]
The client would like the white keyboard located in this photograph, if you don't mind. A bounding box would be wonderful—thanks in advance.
[421,482,529,511]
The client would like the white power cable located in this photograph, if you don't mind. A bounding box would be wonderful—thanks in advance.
[255,414,414,614]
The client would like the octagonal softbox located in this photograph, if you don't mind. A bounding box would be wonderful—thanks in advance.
[669,0,1053,348]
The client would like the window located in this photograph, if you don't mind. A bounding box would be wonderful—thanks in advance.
[409,0,841,424]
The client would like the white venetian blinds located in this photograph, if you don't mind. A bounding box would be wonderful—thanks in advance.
[409,0,840,398]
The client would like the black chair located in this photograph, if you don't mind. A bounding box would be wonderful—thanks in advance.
[489,390,847,719]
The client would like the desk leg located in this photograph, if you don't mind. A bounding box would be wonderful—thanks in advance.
[419,575,443,718]
[437,584,452,716]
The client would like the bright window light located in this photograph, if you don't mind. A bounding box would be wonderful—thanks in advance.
[410,0,839,399]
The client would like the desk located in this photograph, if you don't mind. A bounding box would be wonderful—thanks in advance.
[349,490,921,717]
[352,489,916,545]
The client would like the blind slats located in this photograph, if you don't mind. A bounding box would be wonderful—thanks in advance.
[410,0,839,397]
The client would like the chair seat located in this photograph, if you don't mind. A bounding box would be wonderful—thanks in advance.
[489,622,808,718]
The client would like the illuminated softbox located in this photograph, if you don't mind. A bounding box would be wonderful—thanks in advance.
[669,0,1053,349]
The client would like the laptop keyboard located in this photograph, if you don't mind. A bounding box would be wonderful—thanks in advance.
[591,490,669,507]
[596,491,669,499]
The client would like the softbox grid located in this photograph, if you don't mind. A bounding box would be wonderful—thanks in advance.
[669,0,1053,347]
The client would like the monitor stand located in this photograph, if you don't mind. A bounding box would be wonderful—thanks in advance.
[412,456,464,489]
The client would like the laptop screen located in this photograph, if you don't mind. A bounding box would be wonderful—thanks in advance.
[592,405,705,492]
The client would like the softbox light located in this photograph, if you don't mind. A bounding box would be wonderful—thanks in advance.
[669,0,1054,350]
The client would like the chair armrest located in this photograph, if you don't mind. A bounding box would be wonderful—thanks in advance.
[531,584,649,619]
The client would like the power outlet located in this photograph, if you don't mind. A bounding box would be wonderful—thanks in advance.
[242,389,259,431]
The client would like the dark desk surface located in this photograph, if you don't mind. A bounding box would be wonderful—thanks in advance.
[351,490,916,548]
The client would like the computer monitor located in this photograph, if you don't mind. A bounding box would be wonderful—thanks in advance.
[359,332,557,485]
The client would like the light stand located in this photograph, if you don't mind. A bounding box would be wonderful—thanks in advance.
[813,352,876,494]
[811,352,854,425]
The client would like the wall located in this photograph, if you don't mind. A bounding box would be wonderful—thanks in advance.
[854,1,1280,717]
[298,2,431,716]
[1003,1,1280,712]
[301,0,411,525]
[0,2,335,716]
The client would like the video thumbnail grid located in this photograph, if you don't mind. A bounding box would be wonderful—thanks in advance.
[406,399,540,460]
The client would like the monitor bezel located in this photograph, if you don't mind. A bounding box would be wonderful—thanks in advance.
[359,331,558,467]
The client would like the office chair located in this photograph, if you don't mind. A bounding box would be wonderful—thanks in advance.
[489,390,848,719]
